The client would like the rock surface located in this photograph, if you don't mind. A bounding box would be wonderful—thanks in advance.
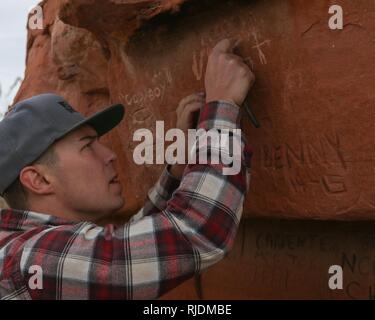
[162,219,375,300]
[14,0,375,220]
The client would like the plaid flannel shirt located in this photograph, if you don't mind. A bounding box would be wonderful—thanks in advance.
[0,101,252,300]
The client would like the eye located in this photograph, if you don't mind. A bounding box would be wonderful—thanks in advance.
[82,141,94,151]
[80,136,99,151]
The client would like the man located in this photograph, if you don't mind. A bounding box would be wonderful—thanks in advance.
[0,39,254,299]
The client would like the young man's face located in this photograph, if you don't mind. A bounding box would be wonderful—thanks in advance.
[50,125,124,220]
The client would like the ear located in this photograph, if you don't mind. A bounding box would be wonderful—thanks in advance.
[19,165,54,195]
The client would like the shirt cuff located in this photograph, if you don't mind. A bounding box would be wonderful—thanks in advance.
[147,165,181,211]
[197,100,241,130]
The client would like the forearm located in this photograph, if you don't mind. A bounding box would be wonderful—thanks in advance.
[130,165,181,222]
[164,101,250,254]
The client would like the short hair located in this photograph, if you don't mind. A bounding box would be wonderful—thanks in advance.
[3,146,58,210]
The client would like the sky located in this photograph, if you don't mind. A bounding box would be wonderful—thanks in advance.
[0,1,40,118]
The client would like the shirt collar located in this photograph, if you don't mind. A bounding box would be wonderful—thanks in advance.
[0,208,76,231]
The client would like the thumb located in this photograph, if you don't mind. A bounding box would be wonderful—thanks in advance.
[212,38,238,54]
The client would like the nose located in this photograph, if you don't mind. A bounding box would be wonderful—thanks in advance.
[98,141,117,165]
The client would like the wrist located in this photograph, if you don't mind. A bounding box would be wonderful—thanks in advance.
[198,101,242,130]
[205,98,240,108]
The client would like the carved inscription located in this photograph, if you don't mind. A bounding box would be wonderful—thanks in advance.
[260,132,349,196]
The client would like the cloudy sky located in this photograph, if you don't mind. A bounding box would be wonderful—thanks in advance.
[0,1,40,118]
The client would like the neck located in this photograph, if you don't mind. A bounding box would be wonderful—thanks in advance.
[27,197,97,223]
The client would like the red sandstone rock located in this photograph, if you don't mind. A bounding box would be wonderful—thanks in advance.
[13,0,375,220]
[162,219,375,300]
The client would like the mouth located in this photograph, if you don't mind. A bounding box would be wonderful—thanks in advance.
[109,174,120,184]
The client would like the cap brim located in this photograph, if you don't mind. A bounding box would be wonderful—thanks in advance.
[64,104,125,138]
[85,103,125,136]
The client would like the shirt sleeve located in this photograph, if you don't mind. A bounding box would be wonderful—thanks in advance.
[15,101,252,300]
[129,165,181,223]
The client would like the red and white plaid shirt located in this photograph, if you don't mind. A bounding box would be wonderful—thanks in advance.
[0,101,252,300]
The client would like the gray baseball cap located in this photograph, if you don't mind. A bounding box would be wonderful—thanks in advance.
[0,93,125,195]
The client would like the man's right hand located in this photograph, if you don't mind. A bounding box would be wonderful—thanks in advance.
[205,39,255,106]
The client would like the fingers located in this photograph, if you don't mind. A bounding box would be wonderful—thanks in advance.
[183,101,203,114]
[177,99,204,118]
[177,92,205,115]
[212,38,238,54]
[213,39,250,71]
[180,92,205,106]
[175,93,205,132]
[222,54,253,81]
[178,93,203,108]
[224,53,246,65]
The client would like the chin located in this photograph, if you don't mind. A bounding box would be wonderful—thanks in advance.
[111,196,125,212]
[96,200,126,225]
